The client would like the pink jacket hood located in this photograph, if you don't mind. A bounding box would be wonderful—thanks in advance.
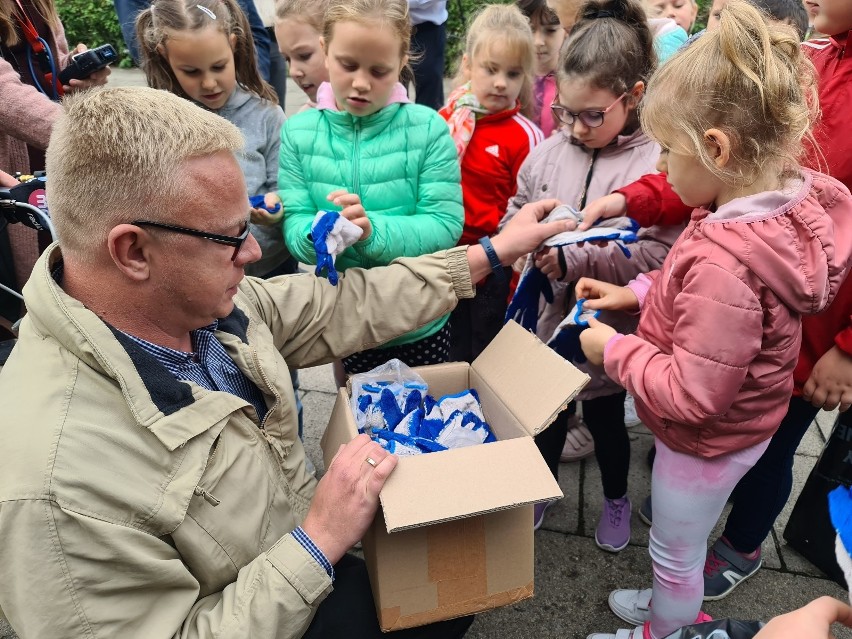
[696,170,848,315]
[605,169,852,458]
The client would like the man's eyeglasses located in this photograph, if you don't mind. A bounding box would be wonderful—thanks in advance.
[132,220,251,261]
[550,92,628,129]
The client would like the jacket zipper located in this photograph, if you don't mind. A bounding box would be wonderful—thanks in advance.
[194,485,221,506]
[352,118,361,196]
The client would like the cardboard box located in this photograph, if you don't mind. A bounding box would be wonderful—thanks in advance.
[321,320,590,631]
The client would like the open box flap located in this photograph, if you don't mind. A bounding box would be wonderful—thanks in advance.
[380,437,563,533]
[470,321,590,436]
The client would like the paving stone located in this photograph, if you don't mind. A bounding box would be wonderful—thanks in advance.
[297,363,339,395]
[816,408,840,442]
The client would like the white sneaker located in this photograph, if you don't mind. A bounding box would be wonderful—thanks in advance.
[586,626,645,639]
[624,394,642,428]
[608,588,652,626]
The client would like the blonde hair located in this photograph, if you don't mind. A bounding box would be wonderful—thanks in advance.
[456,4,536,117]
[641,0,818,186]
[322,0,411,59]
[46,87,244,259]
[0,0,58,46]
[275,0,329,32]
[136,0,278,104]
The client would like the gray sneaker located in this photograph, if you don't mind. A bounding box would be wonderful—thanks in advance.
[638,495,652,526]
[703,537,762,601]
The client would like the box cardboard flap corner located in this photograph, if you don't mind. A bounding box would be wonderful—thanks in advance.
[321,320,590,631]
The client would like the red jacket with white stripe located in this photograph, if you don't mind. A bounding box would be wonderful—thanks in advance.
[439,103,543,246]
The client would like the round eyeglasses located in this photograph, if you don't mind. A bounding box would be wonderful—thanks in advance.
[550,92,628,129]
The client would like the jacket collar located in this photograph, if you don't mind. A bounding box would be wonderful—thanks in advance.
[314,81,410,111]
[23,245,256,451]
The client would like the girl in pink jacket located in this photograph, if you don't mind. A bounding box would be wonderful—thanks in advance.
[578,2,852,638]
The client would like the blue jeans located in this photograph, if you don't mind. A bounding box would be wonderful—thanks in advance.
[113,0,271,81]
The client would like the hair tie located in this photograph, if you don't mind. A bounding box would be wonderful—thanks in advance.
[595,9,614,17]
[581,4,626,20]
[196,5,217,19]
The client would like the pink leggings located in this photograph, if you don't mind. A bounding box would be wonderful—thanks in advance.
[648,437,771,639]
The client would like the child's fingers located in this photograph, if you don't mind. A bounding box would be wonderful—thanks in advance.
[327,189,349,201]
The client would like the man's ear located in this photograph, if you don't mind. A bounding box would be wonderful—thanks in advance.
[108,224,153,282]
[704,128,731,169]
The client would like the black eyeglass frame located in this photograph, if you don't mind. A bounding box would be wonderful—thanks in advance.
[132,219,250,261]
[550,92,629,129]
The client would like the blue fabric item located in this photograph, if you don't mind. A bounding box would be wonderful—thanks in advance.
[312,210,344,285]
[829,485,852,560]
[249,194,281,214]
[547,219,641,258]
[374,428,448,453]
[546,299,601,364]
[505,266,554,332]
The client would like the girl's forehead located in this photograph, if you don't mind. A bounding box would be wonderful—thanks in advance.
[472,37,526,64]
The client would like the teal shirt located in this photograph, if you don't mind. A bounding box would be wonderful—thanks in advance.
[278,101,463,347]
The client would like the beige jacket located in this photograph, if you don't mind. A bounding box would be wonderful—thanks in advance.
[0,244,474,638]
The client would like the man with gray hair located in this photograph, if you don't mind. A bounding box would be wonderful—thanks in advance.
[0,87,571,638]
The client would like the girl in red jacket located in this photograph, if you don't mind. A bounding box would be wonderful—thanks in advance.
[577,3,852,638]
[439,4,543,362]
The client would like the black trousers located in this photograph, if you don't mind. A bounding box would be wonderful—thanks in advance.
[723,395,821,553]
[303,554,474,638]
[410,20,447,110]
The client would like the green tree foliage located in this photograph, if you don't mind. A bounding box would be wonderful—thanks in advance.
[54,0,132,66]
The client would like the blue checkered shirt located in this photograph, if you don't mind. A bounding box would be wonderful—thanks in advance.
[121,324,334,580]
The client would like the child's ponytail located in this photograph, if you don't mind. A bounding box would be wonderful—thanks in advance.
[641,0,818,185]
[559,0,656,108]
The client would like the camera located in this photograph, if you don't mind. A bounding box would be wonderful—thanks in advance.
[58,44,118,84]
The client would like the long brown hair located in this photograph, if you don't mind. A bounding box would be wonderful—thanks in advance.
[135,0,277,104]
[0,0,60,46]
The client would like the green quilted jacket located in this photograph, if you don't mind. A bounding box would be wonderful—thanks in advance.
[278,88,463,346]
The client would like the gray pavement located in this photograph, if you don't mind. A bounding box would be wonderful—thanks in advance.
[3,67,849,638]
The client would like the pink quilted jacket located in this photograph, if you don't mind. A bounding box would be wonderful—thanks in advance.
[604,169,852,457]
[0,20,68,173]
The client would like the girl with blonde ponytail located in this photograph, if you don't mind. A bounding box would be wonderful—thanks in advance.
[580,2,852,638]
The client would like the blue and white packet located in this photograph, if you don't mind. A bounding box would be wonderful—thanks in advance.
[311,209,362,285]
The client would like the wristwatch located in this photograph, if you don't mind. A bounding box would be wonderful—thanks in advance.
[478,236,508,283]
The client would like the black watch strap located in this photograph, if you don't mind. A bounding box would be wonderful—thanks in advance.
[478,236,507,283]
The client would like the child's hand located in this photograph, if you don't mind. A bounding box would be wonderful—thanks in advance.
[575,277,639,312]
[580,316,617,366]
[250,193,284,226]
[0,169,19,187]
[328,189,372,240]
[534,247,565,281]
[752,596,852,639]
[578,193,628,231]
[802,345,852,412]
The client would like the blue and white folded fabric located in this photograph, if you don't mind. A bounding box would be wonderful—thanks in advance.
[249,194,282,213]
[541,204,640,258]
[546,299,601,364]
[354,381,496,455]
[311,209,363,285]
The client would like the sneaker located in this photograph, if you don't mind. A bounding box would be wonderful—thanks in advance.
[624,394,642,428]
[534,500,556,530]
[638,495,652,526]
[586,623,648,639]
[703,537,762,601]
[595,496,631,552]
[560,418,595,462]
[608,588,653,626]
[608,588,714,627]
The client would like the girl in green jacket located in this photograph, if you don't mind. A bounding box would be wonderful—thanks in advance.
[278,0,464,377]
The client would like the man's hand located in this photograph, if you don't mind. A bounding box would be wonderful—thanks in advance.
[328,189,372,240]
[63,44,111,93]
[575,277,639,312]
[578,193,627,231]
[301,434,396,564]
[753,597,852,639]
[803,346,852,412]
[579,316,617,366]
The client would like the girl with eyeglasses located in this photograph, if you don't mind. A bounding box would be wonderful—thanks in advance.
[501,0,685,542]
